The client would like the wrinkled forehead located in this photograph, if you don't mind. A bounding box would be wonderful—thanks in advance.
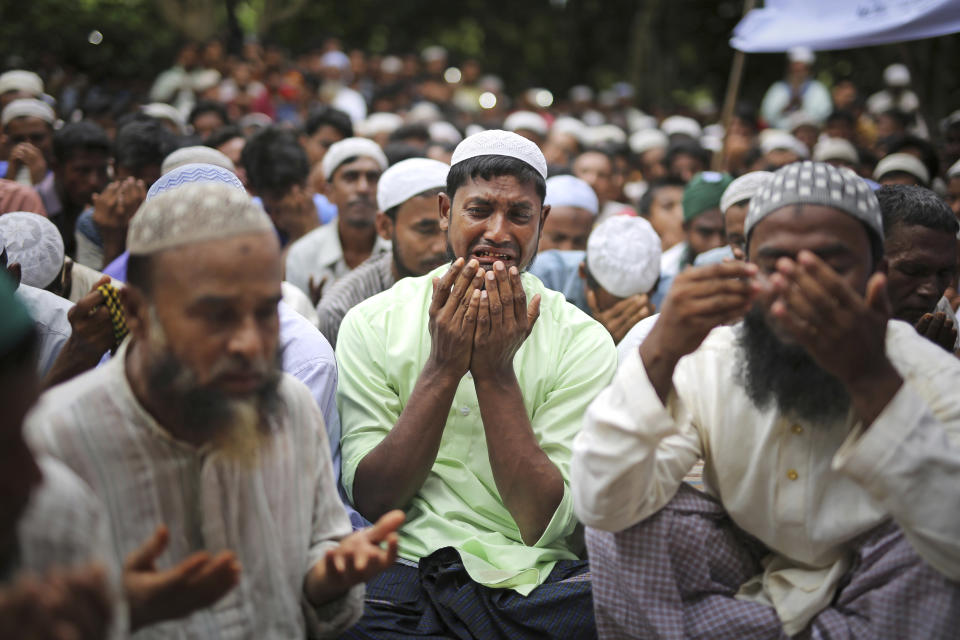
[150,231,282,294]
[453,173,543,209]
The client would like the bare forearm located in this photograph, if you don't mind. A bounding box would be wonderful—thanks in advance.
[352,362,459,520]
[638,326,682,406]
[475,374,564,545]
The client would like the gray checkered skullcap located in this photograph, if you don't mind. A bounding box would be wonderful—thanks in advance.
[745,161,882,244]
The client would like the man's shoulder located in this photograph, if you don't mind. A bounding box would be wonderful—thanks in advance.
[319,252,393,314]
[287,222,339,263]
[28,361,116,432]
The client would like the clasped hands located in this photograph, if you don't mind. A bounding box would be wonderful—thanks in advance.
[428,257,541,380]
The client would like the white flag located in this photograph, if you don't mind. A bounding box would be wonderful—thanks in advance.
[732,0,960,52]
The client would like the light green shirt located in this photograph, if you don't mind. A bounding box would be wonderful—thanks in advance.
[337,264,617,595]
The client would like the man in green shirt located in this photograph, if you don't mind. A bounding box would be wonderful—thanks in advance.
[337,130,616,639]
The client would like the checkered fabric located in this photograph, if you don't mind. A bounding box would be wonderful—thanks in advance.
[586,484,960,639]
[96,283,127,348]
[340,547,596,639]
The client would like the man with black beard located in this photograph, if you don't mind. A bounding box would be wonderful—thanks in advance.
[26,183,404,637]
[573,161,960,638]
[317,157,449,347]
[285,137,390,302]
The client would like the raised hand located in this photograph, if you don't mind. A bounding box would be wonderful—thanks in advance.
[44,276,117,388]
[587,290,655,344]
[305,510,404,606]
[0,564,112,640]
[470,261,540,380]
[7,142,47,184]
[915,311,958,353]
[428,258,484,378]
[123,525,241,631]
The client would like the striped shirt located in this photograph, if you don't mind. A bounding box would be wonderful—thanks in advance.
[316,251,394,347]
[26,341,364,639]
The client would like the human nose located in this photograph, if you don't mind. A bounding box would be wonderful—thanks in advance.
[482,212,510,244]
[227,315,265,360]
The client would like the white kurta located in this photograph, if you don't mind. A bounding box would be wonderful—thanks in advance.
[572,320,960,634]
[26,342,363,639]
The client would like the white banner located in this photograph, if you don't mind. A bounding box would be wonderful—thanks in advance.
[731,0,960,52]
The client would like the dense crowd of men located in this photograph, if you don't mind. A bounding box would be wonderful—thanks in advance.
[1,38,959,638]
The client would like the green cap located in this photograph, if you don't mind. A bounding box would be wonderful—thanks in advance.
[0,272,33,358]
[682,171,734,222]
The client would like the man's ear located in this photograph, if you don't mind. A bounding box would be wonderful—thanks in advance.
[374,211,394,241]
[120,285,148,340]
[6,262,21,288]
[438,192,451,232]
[540,203,551,227]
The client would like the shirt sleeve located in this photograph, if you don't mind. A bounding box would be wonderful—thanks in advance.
[833,382,960,581]
[572,346,703,532]
[526,318,618,549]
[336,308,404,505]
[298,386,365,637]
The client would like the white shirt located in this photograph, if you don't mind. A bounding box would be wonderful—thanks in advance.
[572,320,960,634]
[13,457,126,637]
[658,241,687,282]
[26,341,363,639]
[284,221,390,298]
[15,283,72,378]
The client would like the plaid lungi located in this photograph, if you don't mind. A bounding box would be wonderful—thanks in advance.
[339,547,596,639]
[586,484,960,639]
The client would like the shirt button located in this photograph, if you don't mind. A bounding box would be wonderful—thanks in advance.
[792,424,804,435]
[787,469,799,481]
[460,406,471,416]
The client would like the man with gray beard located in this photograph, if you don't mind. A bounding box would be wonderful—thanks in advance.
[572,161,960,638]
[26,183,403,638]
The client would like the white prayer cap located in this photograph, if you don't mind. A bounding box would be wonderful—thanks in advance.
[380,56,403,74]
[141,102,186,134]
[813,137,858,164]
[873,152,929,185]
[238,112,273,131]
[569,85,594,102]
[377,157,449,212]
[660,115,701,139]
[884,63,911,87]
[429,121,463,145]
[551,116,587,143]
[0,70,43,97]
[0,212,64,289]
[543,175,599,216]
[1,99,55,128]
[148,163,245,201]
[161,146,235,175]
[788,46,815,65]
[321,50,350,70]
[503,111,548,137]
[584,124,627,146]
[192,69,221,92]
[465,124,486,138]
[948,158,960,179]
[586,216,662,298]
[627,112,658,133]
[421,46,447,63]
[784,110,820,131]
[406,102,442,124]
[357,112,404,138]
[321,137,388,181]
[760,129,809,158]
[700,135,723,153]
[720,171,773,214]
[128,182,272,256]
[450,129,548,179]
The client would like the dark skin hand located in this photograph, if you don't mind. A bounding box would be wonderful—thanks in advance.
[767,250,902,426]
[640,261,761,403]
[472,262,562,545]
[307,275,327,307]
[351,258,484,520]
[43,276,116,389]
[6,142,47,184]
[92,178,146,267]
[587,290,655,344]
[123,525,240,631]
[304,510,404,606]
[0,564,112,640]
[915,311,958,354]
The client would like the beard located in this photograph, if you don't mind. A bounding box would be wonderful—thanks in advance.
[145,309,283,465]
[736,306,851,424]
